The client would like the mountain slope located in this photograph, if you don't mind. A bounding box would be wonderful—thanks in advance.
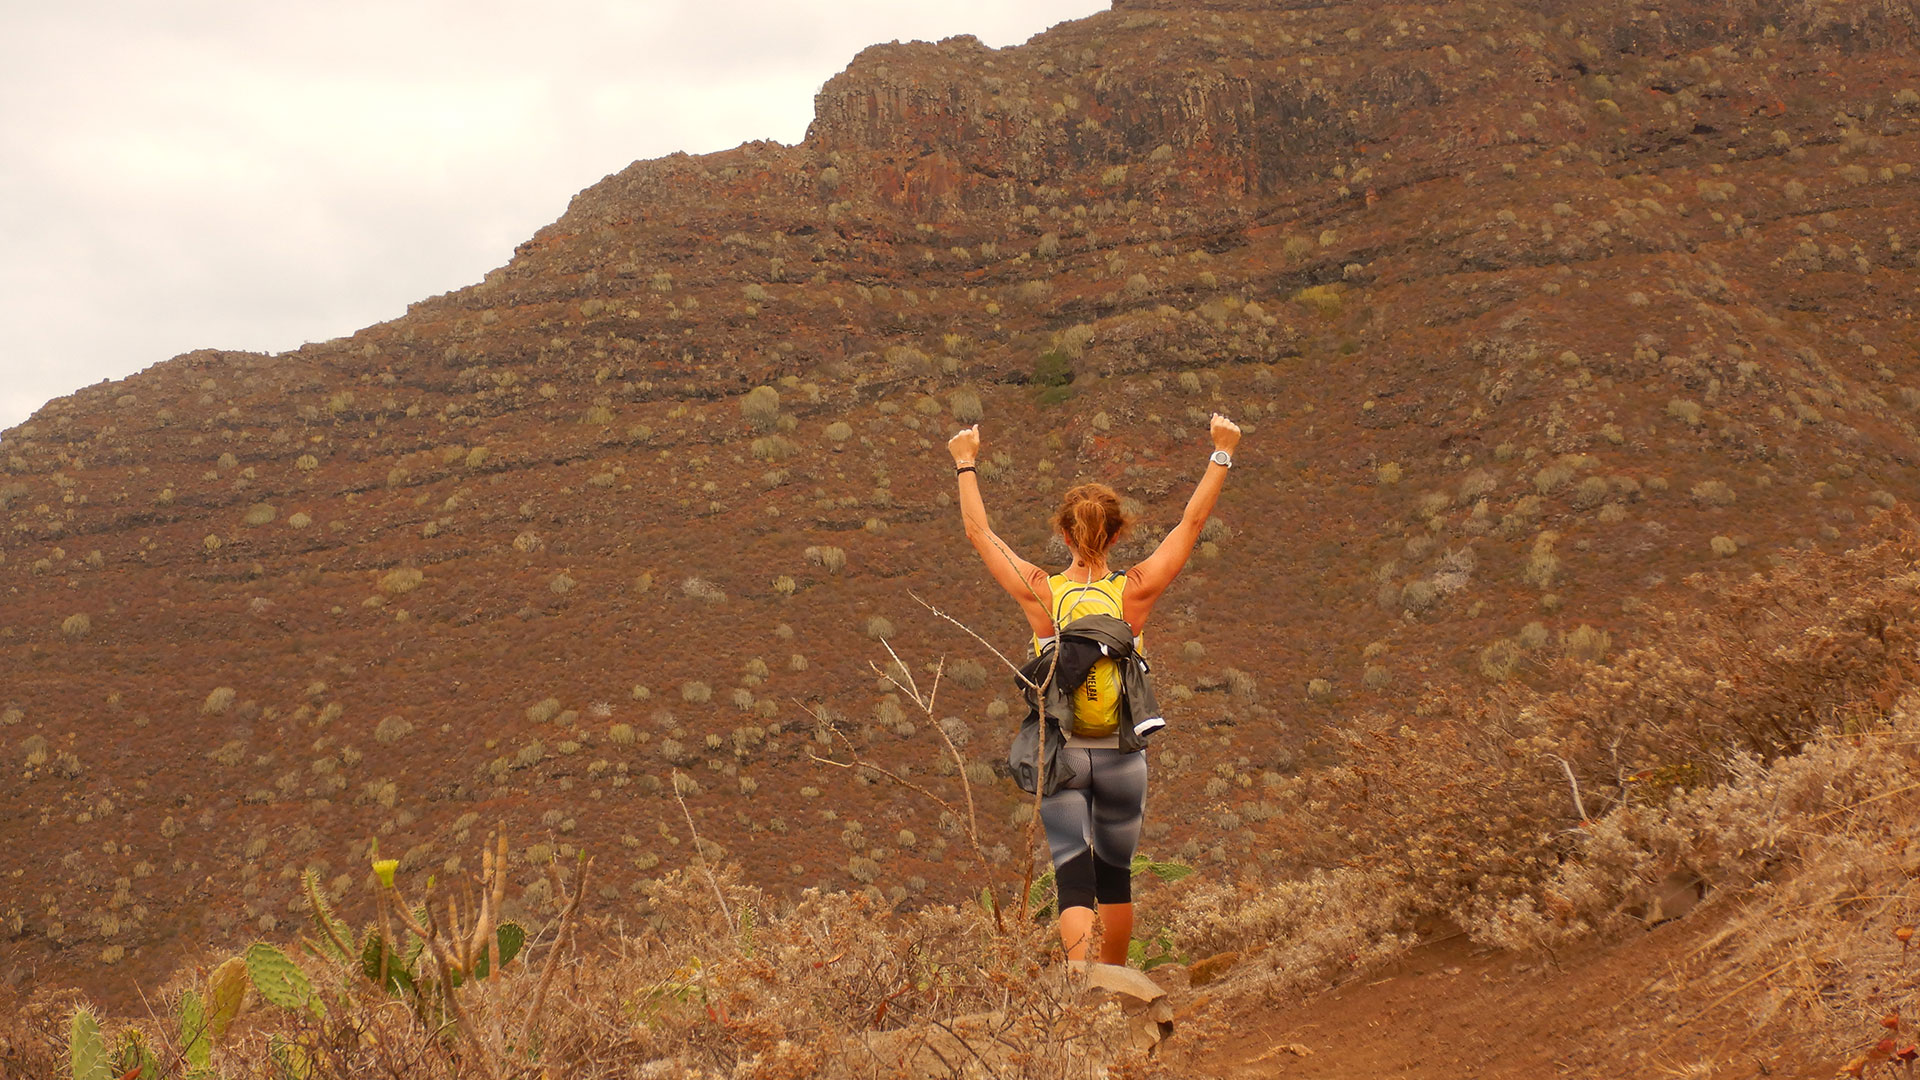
[3,0,1920,1004]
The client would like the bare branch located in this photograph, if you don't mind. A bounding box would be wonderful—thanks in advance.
[1550,754,1589,821]
[670,769,734,925]
[910,590,1036,690]
[876,634,922,705]
[797,698,1007,932]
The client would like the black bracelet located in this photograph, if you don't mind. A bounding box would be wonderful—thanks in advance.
[955,465,977,476]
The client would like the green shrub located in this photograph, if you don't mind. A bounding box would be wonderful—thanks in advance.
[1032,350,1074,405]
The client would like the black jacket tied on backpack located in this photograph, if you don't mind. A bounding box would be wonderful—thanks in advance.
[1007,613,1166,796]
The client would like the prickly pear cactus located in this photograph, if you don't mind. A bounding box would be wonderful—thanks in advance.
[205,956,249,1043]
[268,1034,312,1080]
[113,1028,158,1080]
[177,990,211,1072]
[245,943,320,1016]
[360,929,416,996]
[470,921,527,980]
[68,1007,110,1080]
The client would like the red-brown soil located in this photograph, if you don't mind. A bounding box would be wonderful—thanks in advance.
[1177,908,1825,1079]
[3,0,1920,1043]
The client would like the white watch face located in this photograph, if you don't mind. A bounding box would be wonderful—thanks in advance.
[1211,450,1232,466]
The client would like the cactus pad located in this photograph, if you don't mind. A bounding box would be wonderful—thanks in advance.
[360,930,416,996]
[205,957,249,1043]
[245,943,319,1015]
[471,921,526,980]
[113,1028,159,1080]
[68,1007,110,1080]
[177,990,211,1071]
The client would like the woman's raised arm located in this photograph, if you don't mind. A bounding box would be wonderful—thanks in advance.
[1126,414,1241,620]
[948,425,1054,636]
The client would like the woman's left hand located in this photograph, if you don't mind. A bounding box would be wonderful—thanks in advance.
[948,424,981,466]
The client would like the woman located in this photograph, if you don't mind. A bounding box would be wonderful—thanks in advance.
[947,412,1242,963]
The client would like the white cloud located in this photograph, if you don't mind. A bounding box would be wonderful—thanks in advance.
[0,0,1103,430]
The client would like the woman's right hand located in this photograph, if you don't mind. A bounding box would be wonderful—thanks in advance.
[948,424,981,466]
[1210,413,1241,453]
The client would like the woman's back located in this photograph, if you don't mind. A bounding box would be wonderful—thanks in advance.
[1039,570,1134,738]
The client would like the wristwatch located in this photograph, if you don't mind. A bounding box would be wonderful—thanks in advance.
[1210,449,1234,469]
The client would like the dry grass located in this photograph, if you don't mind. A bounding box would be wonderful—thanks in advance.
[1145,511,1920,1054]
[2,865,1132,1080]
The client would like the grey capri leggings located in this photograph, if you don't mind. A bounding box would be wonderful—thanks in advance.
[1040,747,1148,912]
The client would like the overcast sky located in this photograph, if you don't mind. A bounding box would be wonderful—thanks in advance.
[0,0,1104,431]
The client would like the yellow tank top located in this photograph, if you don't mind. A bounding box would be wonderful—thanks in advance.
[1033,571,1134,738]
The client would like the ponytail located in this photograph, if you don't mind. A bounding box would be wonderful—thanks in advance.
[1054,483,1131,560]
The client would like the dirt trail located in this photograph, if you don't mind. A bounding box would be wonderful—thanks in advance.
[1154,909,1831,1080]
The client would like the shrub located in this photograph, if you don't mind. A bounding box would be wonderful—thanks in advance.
[243,504,277,527]
[1032,350,1074,402]
[681,681,713,704]
[288,512,312,529]
[805,546,847,574]
[1561,624,1611,661]
[550,574,576,596]
[207,739,245,766]
[739,386,781,431]
[1224,668,1258,702]
[751,436,796,461]
[1306,678,1334,702]
[61,614,91,640]
[527,698,562,724]
[1570,476,1610,510]
[825,421,853,443]
[1293,285,1343,317]
[379,568,425,595]
[374,716,414,744]
[950,389,983,424]
[1401,580,1438,614]
[681,577,727,604]
[1533,463,1574,495]
[1667,398,1704,427]
[1691,480,1737,507]
[1710,535,1740,557]
[203,687,237,715]
[949,660,988,690]
[866,616,895,641]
